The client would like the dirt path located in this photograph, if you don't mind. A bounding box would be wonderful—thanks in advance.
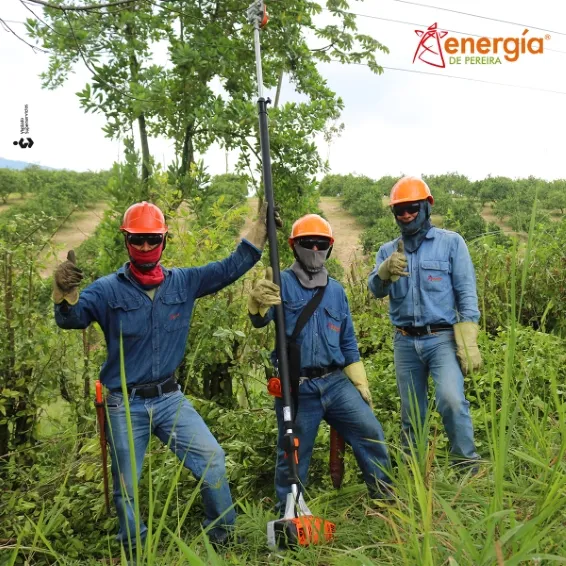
[480,204,527,241]
[318,197,365,268]
[0,194,27,214]
[39,203,109,277]
[239,197,259,244]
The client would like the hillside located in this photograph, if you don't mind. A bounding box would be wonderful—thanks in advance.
[0,157,55,170]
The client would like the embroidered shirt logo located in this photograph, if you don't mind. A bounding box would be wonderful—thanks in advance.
[328,322,340,332]
[169,313,180,320]
[427,275,442,282]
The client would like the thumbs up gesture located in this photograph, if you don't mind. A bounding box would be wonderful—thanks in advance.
[247,266,281,317]
[377,239,409,282]
[52,249,83,305]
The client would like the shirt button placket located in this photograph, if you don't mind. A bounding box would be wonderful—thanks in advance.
[153,306,159,376]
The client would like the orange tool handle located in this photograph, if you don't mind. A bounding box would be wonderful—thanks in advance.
[95,380,103,404]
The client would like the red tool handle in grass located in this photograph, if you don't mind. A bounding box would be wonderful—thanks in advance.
[95,380,110,514]
[329,428,346,489]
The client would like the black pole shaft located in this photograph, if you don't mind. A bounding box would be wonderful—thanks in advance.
[256,97,299,484]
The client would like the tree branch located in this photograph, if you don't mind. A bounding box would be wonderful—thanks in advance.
[61,9,159,103]
[22,0,137,11]
[0,16,49,52]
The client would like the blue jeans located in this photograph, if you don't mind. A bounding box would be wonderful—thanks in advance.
[393,329,479,461]
[274,370,392,508]
[105,387,235,550]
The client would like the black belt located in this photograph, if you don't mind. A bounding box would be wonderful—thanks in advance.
[396,324,453,336]
[111,376,178,398]
[302,365,341,379]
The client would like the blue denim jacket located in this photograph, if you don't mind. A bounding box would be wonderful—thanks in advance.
[55,240,261,390]
[249,269,360,372]
[368,227,480,327]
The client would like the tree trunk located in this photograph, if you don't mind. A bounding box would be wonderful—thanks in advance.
[180,121,195,176]
[125,22,151,187]
[138,114,151,188]
[274,70,284,109]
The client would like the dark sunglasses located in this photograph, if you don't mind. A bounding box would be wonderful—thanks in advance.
[392,202,420,217]
[126,233,164,246]
[296,237,331,251]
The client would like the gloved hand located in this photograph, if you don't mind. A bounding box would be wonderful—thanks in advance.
[344,361,373,407]
[248,266,281,317]
[52,250,83,305]
[244,201,283,250]
[453,322,482,375]
[377,239,409,282]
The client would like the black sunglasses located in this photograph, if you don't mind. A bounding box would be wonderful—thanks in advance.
[392,202,420,217]
[126,233,164,246]
[296,237,331,251]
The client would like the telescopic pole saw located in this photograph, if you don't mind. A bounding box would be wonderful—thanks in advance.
[246,0,336,549]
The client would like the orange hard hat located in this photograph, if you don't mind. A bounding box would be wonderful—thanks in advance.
[389,176,434,206]
[289,214,334,246]
[120,201,168,234]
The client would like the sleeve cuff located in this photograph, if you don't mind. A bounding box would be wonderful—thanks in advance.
[241,238,262,255]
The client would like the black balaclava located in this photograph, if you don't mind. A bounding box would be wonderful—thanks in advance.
[396,200,433,253]
[290,245,329,288]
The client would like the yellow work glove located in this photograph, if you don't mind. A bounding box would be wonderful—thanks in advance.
[52,250,83,305]
[344,361,373,407]
[377,239,409,282]
[453,322,482,375]
[244,201,283,250]
[248,266,281,317]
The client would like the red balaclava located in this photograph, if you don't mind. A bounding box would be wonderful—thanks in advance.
[126,241,165,287]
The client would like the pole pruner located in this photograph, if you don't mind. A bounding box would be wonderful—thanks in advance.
[246,0,336,549]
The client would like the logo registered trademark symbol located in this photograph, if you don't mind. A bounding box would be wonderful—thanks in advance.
[545,34,551,40]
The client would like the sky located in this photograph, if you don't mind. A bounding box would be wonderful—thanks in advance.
[1,0,565,182]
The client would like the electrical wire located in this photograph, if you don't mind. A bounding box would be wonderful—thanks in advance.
[388,0,566,37]
[340,11,566,55]
[4,4,566,99]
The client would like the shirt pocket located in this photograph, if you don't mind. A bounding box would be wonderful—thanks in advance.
[421,260,451,292]
[323,306,344,348]
[161,290,188,332]
[108,296,147,339]
[283,300,306,335]
[390,276,409,300]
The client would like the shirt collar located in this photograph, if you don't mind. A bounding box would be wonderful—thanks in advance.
[424,226,437,239]
[117,262,171,282]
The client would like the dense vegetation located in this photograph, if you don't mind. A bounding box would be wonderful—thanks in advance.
[1,163,565,564]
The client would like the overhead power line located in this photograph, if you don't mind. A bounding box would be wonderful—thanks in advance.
[333,60,566,96]
[5,4,565,97]
[388,0,566,37]
[342,11,566,55]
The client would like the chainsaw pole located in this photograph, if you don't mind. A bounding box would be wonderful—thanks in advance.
[95,380,111,514]
[247,2,336,549]
[247,0,300,495]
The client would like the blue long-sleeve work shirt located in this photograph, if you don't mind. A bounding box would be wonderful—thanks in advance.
[249,270,360,372]
[55,239,261,390]
[368,227,480,327]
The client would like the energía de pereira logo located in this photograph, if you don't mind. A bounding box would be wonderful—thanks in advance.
[413,23,550,67]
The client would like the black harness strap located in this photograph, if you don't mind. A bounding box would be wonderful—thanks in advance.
[286,283,328,421]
